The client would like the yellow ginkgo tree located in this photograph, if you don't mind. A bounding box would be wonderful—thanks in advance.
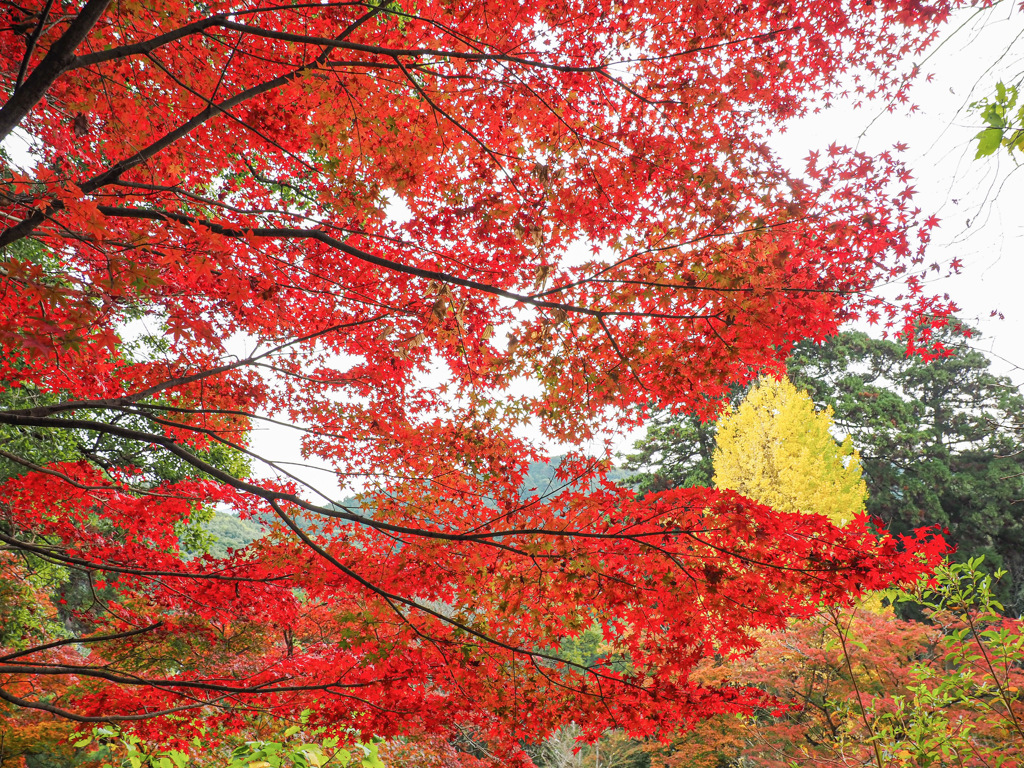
[713,375,867,528]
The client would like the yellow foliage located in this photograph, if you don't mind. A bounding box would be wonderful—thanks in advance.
[713,375,867,526]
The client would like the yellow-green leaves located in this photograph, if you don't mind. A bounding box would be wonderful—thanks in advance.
[972,81,1024,159]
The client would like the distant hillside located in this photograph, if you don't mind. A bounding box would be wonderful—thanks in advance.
[520,457,628,500]
[201,512,264,558]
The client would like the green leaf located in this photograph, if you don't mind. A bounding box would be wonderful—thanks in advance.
[982,103,1006,128]
[361,744,384,768]
[975,127,1004,158]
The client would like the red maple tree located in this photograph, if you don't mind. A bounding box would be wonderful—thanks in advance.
[0,0,956,759]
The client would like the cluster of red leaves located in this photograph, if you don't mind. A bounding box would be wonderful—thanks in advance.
[0,0,967,757]
[0,460,948,758]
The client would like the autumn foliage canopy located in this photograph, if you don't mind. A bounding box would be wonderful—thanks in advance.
[0,0,960,758]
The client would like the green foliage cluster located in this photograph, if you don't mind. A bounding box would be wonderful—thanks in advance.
[623,409,718,496]
[556,622,606,669]
[870,558,1024,766]
[71,721,384,768]
[195,512,264,559]
[972,81,1024,158]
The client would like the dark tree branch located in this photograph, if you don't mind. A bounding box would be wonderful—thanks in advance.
[0,623,163,662]
[88,205,714,321]
[0,687,215,722]
[0,6,386,246]
[13,0,56,93]
[0,529,294,582]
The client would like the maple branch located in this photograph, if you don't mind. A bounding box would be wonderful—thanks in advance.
[265,498,637,693]
[12,0,56,93]
[0,529,294,583]
[0,6,385,246]
[173,19,611,74]
[130,409,342,508]
[0,687,218,723]
[597,315,652,396]
[109,179,330,221]
[0,446,249,503]
[0,66,303,245]
[680,530,862,582]
[42,3,390,72]
[390,55,522,193]
[0,318,378,418]
[529,211,837,302]
[0,411,494,547]
[141,48,327,182]
[0,0,111,141]
[102,17,793,80]
[69,14,230,70]
[87,205,714,321]
[0,663,388,695]
[0,623,163,662]
[381,3,799,76]
[566,277,855,296]
[0,445,138,491]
